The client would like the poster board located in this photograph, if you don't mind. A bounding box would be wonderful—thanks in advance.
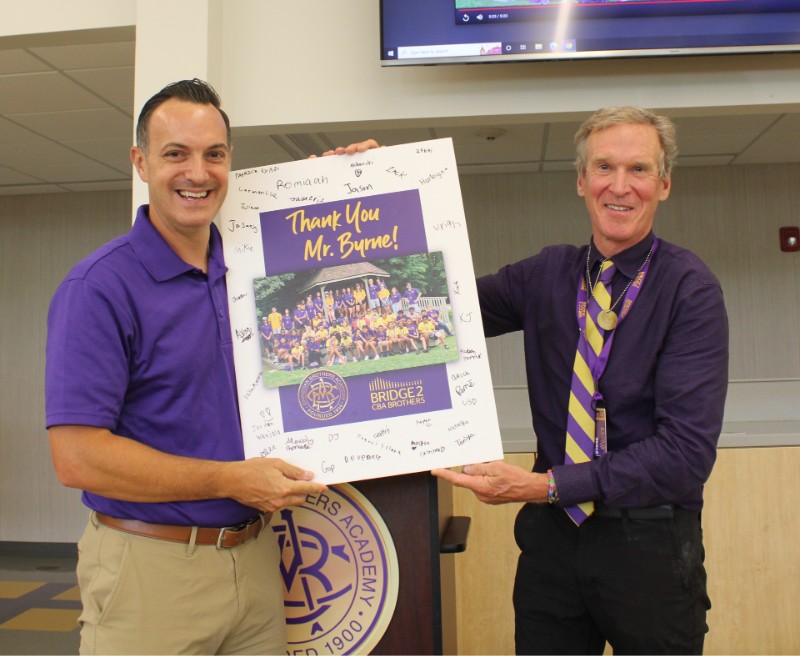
[220,138,502,484]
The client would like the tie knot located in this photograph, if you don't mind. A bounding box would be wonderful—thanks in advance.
[599,259,616,284]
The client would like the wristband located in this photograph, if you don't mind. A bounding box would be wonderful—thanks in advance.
[546,469,559,505]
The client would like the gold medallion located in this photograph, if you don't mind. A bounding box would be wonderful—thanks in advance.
[597,309,618,331]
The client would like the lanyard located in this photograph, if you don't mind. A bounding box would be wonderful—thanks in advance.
[574,237,659,454]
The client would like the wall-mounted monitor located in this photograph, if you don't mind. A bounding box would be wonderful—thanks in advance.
[380,0,800,66]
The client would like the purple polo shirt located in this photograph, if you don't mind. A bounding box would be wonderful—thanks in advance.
[404,287,420,304]
[46,205,255,527]
[478,233,729,510]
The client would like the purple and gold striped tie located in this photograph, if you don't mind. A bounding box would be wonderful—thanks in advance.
[564,259,615,525]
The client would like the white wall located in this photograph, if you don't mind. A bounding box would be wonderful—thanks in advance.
[218,1,800,132]
[0,0,134,39]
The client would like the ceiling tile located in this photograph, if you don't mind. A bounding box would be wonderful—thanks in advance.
[458,161,539,175]
[13,160,128,184]
[64,137,133,173]
[0,71,110,114]
[673,115,781,156]
[677,134,750,157]
[672,114,779,138]
[0,183,67,195]
[29,41,135,70]
[453,139,540,166]
[0,139,118,168]
[322,127,435,150]
[68,66,135,107]
[734,135,800,164]
[542,160,578,172]
[0,117,48,145]
[0,165,43,185]
[764,112,800,133]
[678,155,737,167]
[0,48,51,74]
[436,123,544,145]
[230,134,299,170]
[543,121,583,161]
[8,108,132,141]
[735,112,800,163]
[60,180,132,193]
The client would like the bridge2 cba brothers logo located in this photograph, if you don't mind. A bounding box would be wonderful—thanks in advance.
[272,484,399,654]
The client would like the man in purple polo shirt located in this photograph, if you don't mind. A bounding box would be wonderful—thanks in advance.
[434,107,728,655]
[403,281,421,311]
[45,78,376,655]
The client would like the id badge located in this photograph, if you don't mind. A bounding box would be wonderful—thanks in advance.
[594,405,607,457]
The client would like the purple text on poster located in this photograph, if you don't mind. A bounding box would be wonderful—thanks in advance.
[280,364,451,432]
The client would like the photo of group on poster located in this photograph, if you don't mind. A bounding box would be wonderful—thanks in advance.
[255,252,458,388]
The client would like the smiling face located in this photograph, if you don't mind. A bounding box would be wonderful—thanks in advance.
[130,98,231,248]
[577,122,671,257]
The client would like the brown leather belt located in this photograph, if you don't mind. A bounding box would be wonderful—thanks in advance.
[95,512,270,549]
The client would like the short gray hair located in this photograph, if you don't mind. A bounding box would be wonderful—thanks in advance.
[574,106,677,181]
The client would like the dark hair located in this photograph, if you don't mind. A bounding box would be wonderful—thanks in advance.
[135,78,231,151]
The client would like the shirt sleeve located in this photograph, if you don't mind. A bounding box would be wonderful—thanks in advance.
[554,273,729,509]
[477,256,540,337]
[45,277,131,430]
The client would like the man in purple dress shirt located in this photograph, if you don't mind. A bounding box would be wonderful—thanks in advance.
[435,107,728,655]
[45,78,376,655]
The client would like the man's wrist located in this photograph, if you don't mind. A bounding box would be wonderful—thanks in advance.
[546,469,559,505]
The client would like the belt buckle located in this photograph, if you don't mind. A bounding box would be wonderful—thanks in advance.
[216,517,258,549]
[216,522,246,549]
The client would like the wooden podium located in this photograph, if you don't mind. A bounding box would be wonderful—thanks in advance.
[353,473,469,655]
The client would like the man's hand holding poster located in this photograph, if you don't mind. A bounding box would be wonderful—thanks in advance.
[221,139,502,484]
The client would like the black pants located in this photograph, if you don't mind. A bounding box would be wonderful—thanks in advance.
[513,503,710,655]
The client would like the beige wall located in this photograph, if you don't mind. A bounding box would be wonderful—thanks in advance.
[0,190,131,542]
[452,448,800,656]
[465,164,800,382]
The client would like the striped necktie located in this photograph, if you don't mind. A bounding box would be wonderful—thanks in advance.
[564,259,615,525]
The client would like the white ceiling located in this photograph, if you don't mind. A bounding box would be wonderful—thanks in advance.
[2,31,800,197]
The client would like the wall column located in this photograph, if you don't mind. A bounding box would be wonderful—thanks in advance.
[131,0,224,215]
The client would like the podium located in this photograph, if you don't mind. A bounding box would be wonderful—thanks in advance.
[353,472,468,655]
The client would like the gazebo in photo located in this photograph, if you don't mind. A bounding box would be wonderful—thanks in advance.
[298,262,390,298]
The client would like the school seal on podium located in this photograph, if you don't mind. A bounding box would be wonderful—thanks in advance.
[271,483,399,654]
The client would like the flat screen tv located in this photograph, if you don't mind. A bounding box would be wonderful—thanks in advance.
[380,0,800,66]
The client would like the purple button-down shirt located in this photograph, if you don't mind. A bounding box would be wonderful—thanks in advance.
[477,233,729,509]
[46,206,254,527]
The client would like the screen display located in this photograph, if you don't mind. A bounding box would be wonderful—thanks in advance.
[380,0,800,65]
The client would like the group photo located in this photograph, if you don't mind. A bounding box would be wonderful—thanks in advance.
[254,251,460,388]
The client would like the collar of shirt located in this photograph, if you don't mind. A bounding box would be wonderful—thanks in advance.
[128,204,228,284]
[588,231,656,281]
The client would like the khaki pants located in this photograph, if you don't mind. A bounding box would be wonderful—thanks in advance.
[76,512,286,655]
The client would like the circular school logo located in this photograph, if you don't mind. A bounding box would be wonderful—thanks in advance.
[297,370,349,421]
[271,484,399,655]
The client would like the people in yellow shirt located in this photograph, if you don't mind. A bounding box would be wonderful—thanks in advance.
[289,342,306,371]
[353,284,367,311]
[418,312,449,351]
[267,307,283,333]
